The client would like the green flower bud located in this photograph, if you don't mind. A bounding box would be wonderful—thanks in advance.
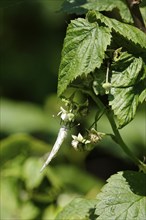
[102,82,111,94]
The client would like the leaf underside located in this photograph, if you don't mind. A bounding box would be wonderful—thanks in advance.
[95,171,146,220]
[109,52,145,128]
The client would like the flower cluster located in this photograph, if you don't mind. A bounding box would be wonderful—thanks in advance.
[72,133,91,151]
[71,128,105,151]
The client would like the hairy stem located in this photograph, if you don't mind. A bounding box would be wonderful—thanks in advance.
[126,0,146,33]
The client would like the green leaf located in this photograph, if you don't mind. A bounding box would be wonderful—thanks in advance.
[109,87,139,128]
[109,52,145,128]
[60,0,87,14]
[61,0,133,23]
[56,198,98,220]
[43,205,61,220]
[0,99,50,133]
[140,1,146,26]
[92,66,106,95]
[1,178,39,220]
[83,0,132,23]
[0,133,51,165]
[111,52,143,87]
[0,179,19,220]
[139,89,146,103]
[19,202,39,220]
[95,171,146,220]
[58,18,111,96]
[139,66,146,103]
[90,11,146,50]
[22,157,45,190]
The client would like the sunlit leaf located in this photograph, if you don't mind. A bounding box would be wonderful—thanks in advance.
[109,52,145,128]
[19,202,39,220]
[139,89,146,103]
[43,205,61,220]
[0,179,19,220]
[139,66,146,103]
[83,0,132,23]
[56,198,97,220]
[109,87,139,128]
[111,52,143,87]
[89,11,146,50]
[58,17,111,96]
[95,171,146,220]
[61,0,133,23]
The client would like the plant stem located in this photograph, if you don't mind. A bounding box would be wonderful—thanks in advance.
[87,91,146,172]
[126,0,146,33]
[106,62,110,84]
[70,85,146,172]
[107,110,140,164]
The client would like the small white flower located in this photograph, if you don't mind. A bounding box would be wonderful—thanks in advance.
[58,107,75,122]
[71,139,79,149]
[72,133,83,142]
[89,128,105,144]
[71,133,91,150]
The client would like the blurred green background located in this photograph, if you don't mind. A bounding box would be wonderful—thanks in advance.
[0,1,145,219]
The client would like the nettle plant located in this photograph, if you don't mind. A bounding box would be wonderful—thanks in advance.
[41,1,146,219]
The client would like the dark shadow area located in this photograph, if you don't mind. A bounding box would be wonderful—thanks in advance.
[85,147,137,180]
[88,207,99,220]
[0,1,67,103]
[123,170,146,196]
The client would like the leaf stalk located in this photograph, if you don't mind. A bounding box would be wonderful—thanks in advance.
[126,0,146,33]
